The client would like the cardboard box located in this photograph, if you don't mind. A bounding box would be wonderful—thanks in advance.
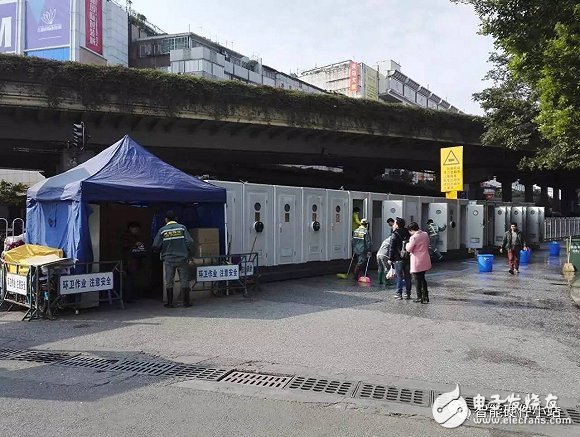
[192,242,220,258]
[190,228,219,245]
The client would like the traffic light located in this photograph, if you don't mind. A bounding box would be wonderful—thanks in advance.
[72,122,86,150]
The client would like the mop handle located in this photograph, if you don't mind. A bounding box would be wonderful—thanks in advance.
[363,256,370,277]
[346,254,355,273]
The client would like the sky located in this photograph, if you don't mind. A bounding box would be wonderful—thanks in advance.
[130,0,495,115]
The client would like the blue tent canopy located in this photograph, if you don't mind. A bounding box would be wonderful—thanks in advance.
[26,135,226,262]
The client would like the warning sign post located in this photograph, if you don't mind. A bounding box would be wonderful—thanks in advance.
[440,146,463,193]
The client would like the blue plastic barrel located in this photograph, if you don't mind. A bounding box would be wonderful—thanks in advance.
[548,241,561,256]
[519,248,531,264]
[477,254,494,273]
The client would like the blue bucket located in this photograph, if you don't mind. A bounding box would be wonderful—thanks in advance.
[477,254,494,273]
[519,248,531,264]
[548,241,561,256]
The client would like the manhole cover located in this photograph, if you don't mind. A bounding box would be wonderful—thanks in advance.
[163,364,231,381]
[57,356,119,371]
[109,360,177,376]
[0,348,23,360]
[356,384,429,406]
[288,376,355,396]
[564,408,580,425]
[11,350,76,363]
[221,371,292,388]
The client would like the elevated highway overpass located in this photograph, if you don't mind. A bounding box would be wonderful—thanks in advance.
[0,55,577,208]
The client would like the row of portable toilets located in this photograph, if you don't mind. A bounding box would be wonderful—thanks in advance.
[210,180,545,267]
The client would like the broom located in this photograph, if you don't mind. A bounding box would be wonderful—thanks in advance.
[337,254,355,279]
[563,236,575,273]
[358,257,371,284]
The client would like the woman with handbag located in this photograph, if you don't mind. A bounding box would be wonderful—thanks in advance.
[405,222,432,304]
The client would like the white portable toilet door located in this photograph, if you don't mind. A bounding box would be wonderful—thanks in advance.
[466,204,485,249]
[278,193,298,265]
[304,192,325,262]
[494,207,508,246]
[382,200,403,240]
[428,203,448,253]
[328,193,349,260]
[247,191,269,263]
[511,206,524,233]
[526,207,540,243]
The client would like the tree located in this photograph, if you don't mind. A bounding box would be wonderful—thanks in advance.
[0,181,27,207]
[454,0,580,170]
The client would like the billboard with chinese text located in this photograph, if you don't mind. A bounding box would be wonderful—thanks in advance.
[84,0,101,54]
[26,0,71,50]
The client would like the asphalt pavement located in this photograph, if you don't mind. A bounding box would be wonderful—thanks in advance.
[0,248,578,436]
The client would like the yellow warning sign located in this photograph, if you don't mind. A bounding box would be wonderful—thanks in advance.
[441,146,463,193]
[445,191,458,199]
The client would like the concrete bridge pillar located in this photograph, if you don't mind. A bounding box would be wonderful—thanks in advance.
[552,188,561,213]
[540,186,550,206]
[497,175,514,202]
[560,186,579,216]
[468,182,484,200]
[524,182,535,203]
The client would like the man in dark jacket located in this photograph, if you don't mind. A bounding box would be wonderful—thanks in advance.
[500,222,528,275]
[388,217,412,299]
[153,211,194,308]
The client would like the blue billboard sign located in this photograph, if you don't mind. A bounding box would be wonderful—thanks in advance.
[26,0,71,50]
[0,1,17,53]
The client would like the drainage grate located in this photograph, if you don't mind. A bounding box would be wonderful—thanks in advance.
[163,364,231,381]
[10,350,76,363]
[109,360,177,376]
[56,356,119,371]
[356,384,429,407]
[221,371,292,388]
[0,348,23,359]
[288,376,354,396]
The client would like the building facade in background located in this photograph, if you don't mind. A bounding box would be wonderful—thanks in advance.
[300,59,460,112]
[129,31,324,93]
[0,0,128,66]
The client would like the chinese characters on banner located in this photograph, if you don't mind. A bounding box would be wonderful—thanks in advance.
[349,61,359,93]
[197,265,240,282]
[6,273,28,296]
[85,0,102,54]
[440,146,464,193]
[59,272,113,295]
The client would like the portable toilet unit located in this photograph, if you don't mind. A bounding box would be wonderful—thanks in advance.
[458,198,469,248]
[538,207,545,242]
[525,206,542,244]
[494,206,510,246]
[419,196,436,229]
[381,197,403,240]
[326,189,350,260]
[274,185,303,265]
[465,202,485,249]
[302,187,326,262]
[369,192,390,252]
[403,195,421,226]
[244,183,275,266]
[209,180,244,255]
[511,206,525,235]
[446,199,460,250]
[427,201,449,253]
[349,191,370,229]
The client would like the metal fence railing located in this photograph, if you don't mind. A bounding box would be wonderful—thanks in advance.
[543,217,580,242]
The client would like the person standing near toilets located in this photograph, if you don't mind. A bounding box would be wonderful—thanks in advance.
[406,222,432,303]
